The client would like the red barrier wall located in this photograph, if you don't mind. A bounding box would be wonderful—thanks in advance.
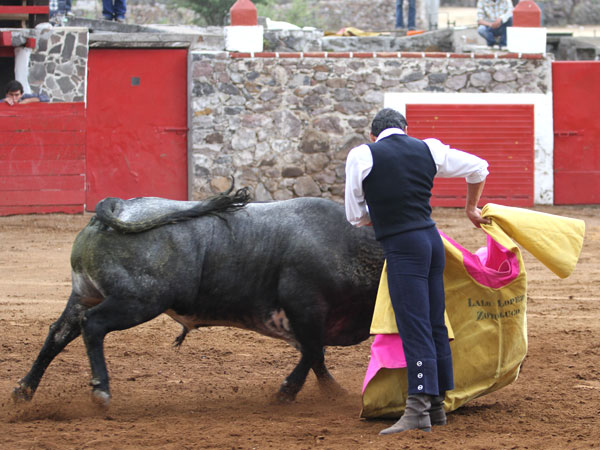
[0,103,86,215]
[553,61,600,205]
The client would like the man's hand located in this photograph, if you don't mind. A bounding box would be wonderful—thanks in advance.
[4,97,15,106]
[466,207,491,228]
[491,18,502,29]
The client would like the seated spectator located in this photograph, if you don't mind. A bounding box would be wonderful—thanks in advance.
[477,0,514,48]
[49,0,67,25]
[1,80,49,106]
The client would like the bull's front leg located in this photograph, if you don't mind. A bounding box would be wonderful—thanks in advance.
[13,293,85,402]
[275,274,341,402]
[277,352,314,402]
[312,350,345,396]
[276,320,334,402]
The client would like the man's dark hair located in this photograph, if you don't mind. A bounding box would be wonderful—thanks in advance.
[370,108,408,137]
[5,80,24,95]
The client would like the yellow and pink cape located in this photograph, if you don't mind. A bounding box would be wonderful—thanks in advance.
[361,203,585,418]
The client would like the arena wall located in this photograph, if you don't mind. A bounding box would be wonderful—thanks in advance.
[190,51,553,204]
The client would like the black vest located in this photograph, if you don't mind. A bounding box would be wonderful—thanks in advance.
[363,133,437,240]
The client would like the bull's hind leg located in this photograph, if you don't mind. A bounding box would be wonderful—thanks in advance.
[13,292,86,402]
[80,295,165,406]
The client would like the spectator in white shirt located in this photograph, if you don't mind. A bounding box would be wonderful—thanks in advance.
[476,0,514,48]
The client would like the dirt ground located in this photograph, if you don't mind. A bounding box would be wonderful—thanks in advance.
[0,205,599,449]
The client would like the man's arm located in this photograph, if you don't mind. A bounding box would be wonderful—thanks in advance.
[500,0,514,24]
[465,181,490,228]
[344,145,373,227]
[18,96,41,105]
[425,138,491,227]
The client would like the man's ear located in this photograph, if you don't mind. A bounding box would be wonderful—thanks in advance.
[370,133,377,142]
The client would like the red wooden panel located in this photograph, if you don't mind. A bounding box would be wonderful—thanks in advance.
[0,189,85,206]
[0,103,85,118]
[0,6,49,14]
[0,174,84,191]
[0,205,83,215]
[0,113,86,131]
[0,103,86,216]
[0,142,86,155]
[407,104,534,207]
[0,160,85,176]
[0,32,11,46]
[552,62,600,204]
[86,48,188,211]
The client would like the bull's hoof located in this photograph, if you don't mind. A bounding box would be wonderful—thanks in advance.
[317,376,346,396]
[11,383,33,403]
[91,389,111,408]
[275,390,297,403]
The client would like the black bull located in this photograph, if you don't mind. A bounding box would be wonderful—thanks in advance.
[13,189,384,405]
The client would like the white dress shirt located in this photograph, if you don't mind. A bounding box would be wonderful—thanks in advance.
[344,128,490,227]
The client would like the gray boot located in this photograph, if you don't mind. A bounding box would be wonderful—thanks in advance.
[429,394,447,426]
[379,394,432,435]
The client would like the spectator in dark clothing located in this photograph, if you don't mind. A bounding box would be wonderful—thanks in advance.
[396,0,417,30]
[103,0,127,23]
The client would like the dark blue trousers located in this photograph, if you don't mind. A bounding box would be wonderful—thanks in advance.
[103,0,126,20]
[478,17,513,47]
[380,225,454,396]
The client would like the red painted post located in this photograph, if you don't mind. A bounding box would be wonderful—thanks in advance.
[512,0,541,27]
[0,31,12,47]
[230,0,257,26]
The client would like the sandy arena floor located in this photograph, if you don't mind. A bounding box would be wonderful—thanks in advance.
[0,205,599,449]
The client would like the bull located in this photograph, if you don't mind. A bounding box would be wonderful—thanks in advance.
[12,188,384,406]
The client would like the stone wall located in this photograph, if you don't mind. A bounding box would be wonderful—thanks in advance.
[537,0,600,26]
[190,51,551,203]
[22,27,88,102]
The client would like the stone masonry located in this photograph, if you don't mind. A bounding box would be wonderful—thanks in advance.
[190,51,551,203]
[11,27,89,102]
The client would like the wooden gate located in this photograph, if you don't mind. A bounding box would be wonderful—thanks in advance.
[407,104,535,207]
[86,48,188,211]
[553,61,600,204]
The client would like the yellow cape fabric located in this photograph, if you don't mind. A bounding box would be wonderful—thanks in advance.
[324,27,385,37]
[370,260,455,338]
[361,204,585,418]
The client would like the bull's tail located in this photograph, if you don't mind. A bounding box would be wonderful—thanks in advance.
[95,186,252,234]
